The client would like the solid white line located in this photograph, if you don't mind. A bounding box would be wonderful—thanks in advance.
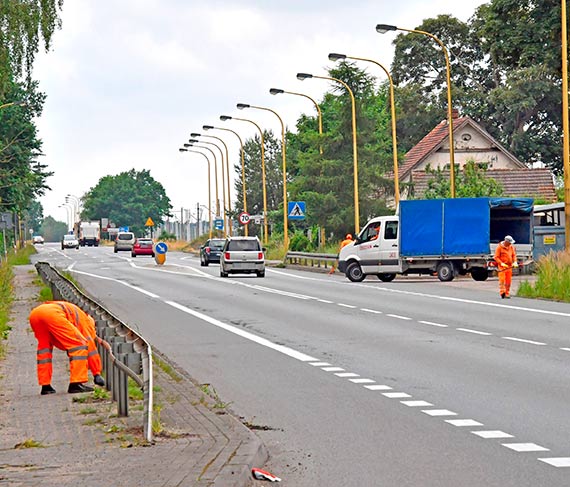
[387,314,412,320]
[560,348,570,352]
[457,328,492,336]
[419,320,448,328]
[401,400,433,407]
[445,419,483,427]
[502,336,546,346]
[538,458,570,467]
[364,385,393,391]
[310,362,331,367]
[165,300,318,362]
[335,372,360,378]
[321,367,345,372]
[361,308,383,314]
[383,392,411,398]
[422,409,457,417]
[337,303,356,309]
[127,284,160,298]
[349,378,375,384]
[472,430,513,439]
[502,443,549,452]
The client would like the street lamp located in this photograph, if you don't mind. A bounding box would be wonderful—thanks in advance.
[58,203,73,231]
[376,23,456,198]
[270,87,323,155]
[65,194,81,224]
[237,103,289,250]
[191,132,232,236]
[203,124,249,236]
[329,53,401,206]
[219,114,269,244]
[297,71,361,233]
[179,148,213,238]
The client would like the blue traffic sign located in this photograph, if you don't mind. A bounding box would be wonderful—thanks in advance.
[288,201,306,220]
[155,242,168,254]
[119,226,129,232]
[214,218,224,230]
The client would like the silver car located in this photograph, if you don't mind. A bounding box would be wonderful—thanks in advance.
[114,231,136,252]
[61,234,79,250]
[220,237,265,278]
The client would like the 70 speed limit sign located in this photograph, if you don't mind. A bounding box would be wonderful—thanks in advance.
[238,212,251,225]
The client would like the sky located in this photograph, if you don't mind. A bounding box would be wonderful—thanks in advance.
[33,0,488,226]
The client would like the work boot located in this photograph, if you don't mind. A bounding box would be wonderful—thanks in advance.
[68,382,94,394]
[93,374,105,386]
[41,385,56,395]
[500,293,505,299]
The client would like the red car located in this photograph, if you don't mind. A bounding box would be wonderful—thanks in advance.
[131,238,155,257]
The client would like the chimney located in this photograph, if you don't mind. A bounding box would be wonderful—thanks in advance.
[451,108,459,119]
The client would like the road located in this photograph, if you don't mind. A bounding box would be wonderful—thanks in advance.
[32,243,570,486]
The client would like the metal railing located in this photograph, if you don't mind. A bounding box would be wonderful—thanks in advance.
[285,251,337,269]
[35,262,154,442]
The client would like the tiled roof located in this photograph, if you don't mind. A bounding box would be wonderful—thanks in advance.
[410,168,557,202]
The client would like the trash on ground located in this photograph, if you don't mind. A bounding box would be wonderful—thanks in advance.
[252,467,282,482]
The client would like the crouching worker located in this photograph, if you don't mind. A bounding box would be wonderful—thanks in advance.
[29,301,101,395]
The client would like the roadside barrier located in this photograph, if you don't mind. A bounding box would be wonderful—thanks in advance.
[285,251,337,269]
[35,261,154,442]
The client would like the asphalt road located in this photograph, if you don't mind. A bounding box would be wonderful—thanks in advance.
[32,243,570,486]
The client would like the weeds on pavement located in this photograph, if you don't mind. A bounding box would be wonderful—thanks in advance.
[518,251,570,302]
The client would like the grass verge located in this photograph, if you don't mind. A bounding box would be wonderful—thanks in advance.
[518,251,570,302]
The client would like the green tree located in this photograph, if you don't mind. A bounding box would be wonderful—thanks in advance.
[40,214,67,242]
[81,169,172,236]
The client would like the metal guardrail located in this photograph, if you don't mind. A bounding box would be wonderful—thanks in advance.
[35,262,154,442]
[285,251,337,269]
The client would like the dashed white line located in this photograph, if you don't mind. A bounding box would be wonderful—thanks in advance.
[338,303,356,309]
[321,367,345,372]
[387,314,412,320]
[361,308,382,314]
[401,400,433,407]
[560,348,570,352]
[538,458,570,468]
[349,378,375,384]
[364,385,393,391]
[422,409,457,417]
[335,372,360,378]
[502,337,546,346]
[502,443,549,452]
[457,328,492,336]
[419,320,448,328]
[310,362,331,367]
[472,430,514,439]
[317,299,334,304]
[445,419,483,427]
[383,392,412,399]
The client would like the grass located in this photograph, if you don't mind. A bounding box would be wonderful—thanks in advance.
[199,383,232,410]
[14,438,45,449]
[79,407,98,415]
[518,251,570,302]
[128,377,144,401]
[154,355,182,382]
[152,404,164,434]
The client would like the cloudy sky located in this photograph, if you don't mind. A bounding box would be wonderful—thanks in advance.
[33,0,487,226]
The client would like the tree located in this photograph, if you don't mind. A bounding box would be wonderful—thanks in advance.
[40,215,67,242]
[81,169,172,236]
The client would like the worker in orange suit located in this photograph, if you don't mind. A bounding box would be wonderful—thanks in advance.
[494,235,518,299]
[29,301,97,395]
[329,234,354,275]
[52,301,105,387]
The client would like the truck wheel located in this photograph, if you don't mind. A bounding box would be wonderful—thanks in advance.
[437,262,455,282]
[471,268,489,281]
[346,262,365,282]
[377,273,396,282]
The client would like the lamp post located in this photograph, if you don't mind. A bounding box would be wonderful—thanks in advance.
[203,125,249,236]
[220,115,269,244]
[329,53,401,206]
[179,148,212,238]
[297,72,361,233]
[376,23,456,198]
[58,204,73,231]
[237,103,289,250]
[184,143,221,231]
[191,132,233,236]
[562,0,570,251]
[65,194,81,224]
[270,88,323,155]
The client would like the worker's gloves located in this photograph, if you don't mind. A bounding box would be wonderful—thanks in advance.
[501,263,509,268]
[512,262,519,268]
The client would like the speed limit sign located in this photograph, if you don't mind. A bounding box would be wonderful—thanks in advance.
[238,212,251,225]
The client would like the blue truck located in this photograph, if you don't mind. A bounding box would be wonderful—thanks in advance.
[338,197,534,282]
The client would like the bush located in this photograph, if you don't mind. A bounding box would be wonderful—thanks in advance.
[289,231,313,252]
[517,251,570,302]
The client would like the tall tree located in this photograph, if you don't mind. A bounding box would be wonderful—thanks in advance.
[39,214,67,242]
[81,169,172,236]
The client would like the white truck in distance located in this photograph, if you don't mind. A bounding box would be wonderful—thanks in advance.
[78,221,100,247]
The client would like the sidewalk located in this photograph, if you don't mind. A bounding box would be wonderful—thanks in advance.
[0,265,267,487]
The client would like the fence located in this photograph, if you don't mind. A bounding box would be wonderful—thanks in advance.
[35,262,154,442]
[285,251,337,269]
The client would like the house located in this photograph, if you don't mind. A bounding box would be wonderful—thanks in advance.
[399,111,557,202]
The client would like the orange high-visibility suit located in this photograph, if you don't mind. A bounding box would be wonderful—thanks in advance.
[50,301,102,376]
[29,302,90,386]
[494,242,517,298]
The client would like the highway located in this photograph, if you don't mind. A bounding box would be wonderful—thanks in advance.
[32,243,570,486]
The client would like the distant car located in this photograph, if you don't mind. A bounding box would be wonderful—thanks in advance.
[32,235,44,244]
[61,234,79,250]
[200,238,225,266]
[131,238,155,257]
[114,232,136,253]
[220,236,265,278]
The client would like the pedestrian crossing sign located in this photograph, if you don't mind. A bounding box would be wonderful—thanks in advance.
[288,201,306,220]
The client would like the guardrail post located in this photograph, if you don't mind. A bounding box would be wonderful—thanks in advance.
[111,337,126,401]
[117,352,129,417]
[102,328,116,391]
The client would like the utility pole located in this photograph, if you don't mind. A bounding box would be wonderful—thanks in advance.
[196,202,201,239]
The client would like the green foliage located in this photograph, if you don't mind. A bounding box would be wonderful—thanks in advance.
[289,231,313,252]
[81,169,172,237]
[517,251,570,302]
[39,215,68,242]
[0,260,13,357]
[157,230,177,242]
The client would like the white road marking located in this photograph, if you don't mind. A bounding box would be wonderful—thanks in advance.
[457,328,492,336]
[560,348,570,352]
[321,367,345,372]
[445,419,483,427]
[472,430,513,439]
[387,314,412,320]
[310,362,331,367]
[361,308,382,314]
[349,378,375,384]
[502,443,549,452]
[70,269,160,298]
[419,320,448,328]
[128,285,159,298]
[383,392,411,399]
[538,458,570,467]
[502,336,546,346]
[422,409,457,417]
[401,400,433,407]
[337,303,356,308]
[317,299,334,304]
[364,385,393,391]
[335,372,360,378]
[165,300,318,362]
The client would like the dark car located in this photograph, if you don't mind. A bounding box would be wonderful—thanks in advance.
[200,238,226,266]
[131,238,155,257]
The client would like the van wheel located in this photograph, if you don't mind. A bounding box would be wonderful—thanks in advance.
[377,273,396,282]
[471,268,489,281]
[437,261,455,282]
[346,262,365,282]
